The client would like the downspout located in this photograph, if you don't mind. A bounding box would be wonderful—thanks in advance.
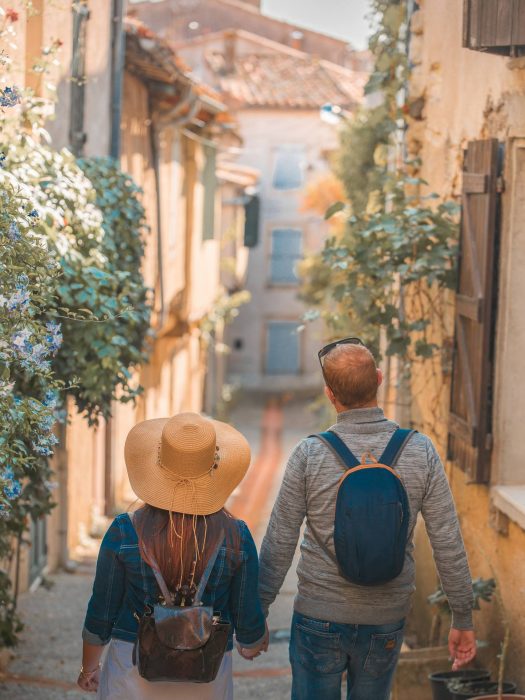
[149,101,167,329]
[105,0,126,517]
[110,0,126,159]
[393,0,419,426]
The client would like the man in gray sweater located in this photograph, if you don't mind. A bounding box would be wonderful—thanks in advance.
[258,340,476,700]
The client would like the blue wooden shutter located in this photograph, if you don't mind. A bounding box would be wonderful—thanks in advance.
[266,322,301,375]
[270,229,302,283]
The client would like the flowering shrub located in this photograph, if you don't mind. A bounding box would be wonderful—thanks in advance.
[1,136,151,422]
[0,170,63,646]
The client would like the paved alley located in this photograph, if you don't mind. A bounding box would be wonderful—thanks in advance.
[0,394,319,700]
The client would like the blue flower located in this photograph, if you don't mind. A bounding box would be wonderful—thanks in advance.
[1,465,22,501]
[32,443,53,456]
[0,86,21,108]
[28,209,39,218]
[2,466,15,482]
[8,222,21,241]
[4,480,21,500]
[0,153,5,168]
[11,328,32,352]
[7,288,30,311]
[45,321,62,354]
[43,389,58,407]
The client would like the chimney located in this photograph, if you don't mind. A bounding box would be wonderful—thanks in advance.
[290,30,304,51]
[224,30,236,74]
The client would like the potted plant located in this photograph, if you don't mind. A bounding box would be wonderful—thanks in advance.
[428,578,494,700]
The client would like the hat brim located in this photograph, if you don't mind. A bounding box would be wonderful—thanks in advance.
[124,417,251,515]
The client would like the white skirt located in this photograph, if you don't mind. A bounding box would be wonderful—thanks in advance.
[97,639,233,700]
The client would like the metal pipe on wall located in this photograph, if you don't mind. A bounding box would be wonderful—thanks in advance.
[110,0,126,160]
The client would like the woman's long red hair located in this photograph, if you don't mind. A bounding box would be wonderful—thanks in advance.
[133,504,240,595]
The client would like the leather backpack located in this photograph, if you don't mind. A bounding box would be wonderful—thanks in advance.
[132,530,230,683]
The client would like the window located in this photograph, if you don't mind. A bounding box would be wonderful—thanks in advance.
[266,322,301,375]
[272,145,305,190]
[269,228,302,284]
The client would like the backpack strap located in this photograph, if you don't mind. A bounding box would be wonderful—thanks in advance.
[129,510,224,609]
[148,554,174,607]
[193,528,225,606]
[379,428,416,467]
[309,431,360,470]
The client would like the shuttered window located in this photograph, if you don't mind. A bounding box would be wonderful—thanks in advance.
[243,194,260,248]
[463,0,525,56]
[272,145,305,190]
[448,139,501,483]
[266,322,301,375]
[270,228,302,284]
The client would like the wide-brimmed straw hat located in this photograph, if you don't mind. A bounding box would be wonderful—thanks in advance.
[124,412,251,515]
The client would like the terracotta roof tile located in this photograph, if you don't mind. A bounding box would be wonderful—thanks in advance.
[205,50,366,109]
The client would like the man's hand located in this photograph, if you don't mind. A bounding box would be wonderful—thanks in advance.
[237,623,270,661]
[449,628,476,670]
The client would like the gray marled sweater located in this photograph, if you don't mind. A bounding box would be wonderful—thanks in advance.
[258,407,473,630]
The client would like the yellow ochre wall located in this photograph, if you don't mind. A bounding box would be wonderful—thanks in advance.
[406,0,525,688]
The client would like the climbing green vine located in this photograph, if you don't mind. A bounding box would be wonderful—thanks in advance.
[301,0,459,362]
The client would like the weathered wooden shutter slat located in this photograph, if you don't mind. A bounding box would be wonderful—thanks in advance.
[464,0,525,55]
[448,138,500,483]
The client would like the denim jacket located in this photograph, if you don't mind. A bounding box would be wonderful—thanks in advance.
[82,513,266,651]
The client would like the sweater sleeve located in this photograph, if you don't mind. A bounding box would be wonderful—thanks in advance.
[421,440,474,630]
[258,440,307,616]
[82,517,126,645]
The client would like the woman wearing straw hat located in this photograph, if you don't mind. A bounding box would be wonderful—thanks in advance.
[78,412,268,699]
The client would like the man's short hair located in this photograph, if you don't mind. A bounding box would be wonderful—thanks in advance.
[323,344,378,408]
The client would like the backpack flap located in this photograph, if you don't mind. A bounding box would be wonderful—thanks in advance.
[152,604,214,650]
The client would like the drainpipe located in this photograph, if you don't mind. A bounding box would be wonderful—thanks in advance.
[110,0,126,159]
[149,103,167,330]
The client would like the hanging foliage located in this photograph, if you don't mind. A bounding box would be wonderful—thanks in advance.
[300,0,459,361]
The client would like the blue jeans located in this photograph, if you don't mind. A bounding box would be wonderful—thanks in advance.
[289,612,405,700]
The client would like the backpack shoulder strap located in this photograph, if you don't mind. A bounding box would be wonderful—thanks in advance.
[379,428,417,467]
[308,431,360,470]
[193,528,225,606]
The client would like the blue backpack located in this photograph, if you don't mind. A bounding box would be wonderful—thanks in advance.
[309,428,415,586]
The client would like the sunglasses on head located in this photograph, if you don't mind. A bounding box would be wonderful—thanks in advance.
[318,337,365,368]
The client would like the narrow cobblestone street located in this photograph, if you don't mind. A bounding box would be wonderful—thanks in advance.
[0,395,318,699]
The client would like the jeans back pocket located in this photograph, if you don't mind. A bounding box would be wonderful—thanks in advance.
[363,626,404,679]
[291,615,344,674]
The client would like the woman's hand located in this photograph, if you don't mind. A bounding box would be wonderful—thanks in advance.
[77,665,100,692]
[237,623,270,660]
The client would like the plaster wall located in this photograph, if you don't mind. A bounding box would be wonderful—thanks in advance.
[405,0,525,688]
[224,108,336,391]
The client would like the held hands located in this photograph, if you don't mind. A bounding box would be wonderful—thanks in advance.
[77,666,100,693]
[449,628,477,671]
[237,622,270,661]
